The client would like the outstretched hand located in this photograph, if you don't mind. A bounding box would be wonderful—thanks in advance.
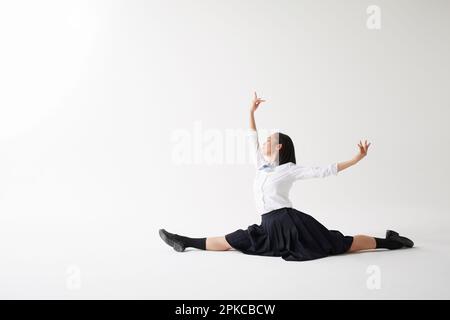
[356,140,371,161]
[251,91,266,112]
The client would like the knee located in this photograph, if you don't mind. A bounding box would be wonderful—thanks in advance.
[206,237,233,251]
[223,238,232,250]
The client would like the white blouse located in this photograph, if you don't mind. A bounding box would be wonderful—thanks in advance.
[247,129,339,215]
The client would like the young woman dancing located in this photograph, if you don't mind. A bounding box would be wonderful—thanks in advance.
[159,92,414,261]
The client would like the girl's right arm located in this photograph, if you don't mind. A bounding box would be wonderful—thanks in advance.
[248,92,266,168]
[250,91,265,131]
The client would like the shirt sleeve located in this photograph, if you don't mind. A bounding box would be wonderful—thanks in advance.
[289,162,339,180]
[247,129,266,169]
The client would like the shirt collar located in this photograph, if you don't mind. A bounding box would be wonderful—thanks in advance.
[259,162,276,171]
[258,161,292,171]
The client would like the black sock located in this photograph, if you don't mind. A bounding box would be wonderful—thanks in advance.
[375,237,403,250]
[174,234,206,250]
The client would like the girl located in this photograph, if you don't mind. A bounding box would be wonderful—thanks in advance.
[159,92,414,261]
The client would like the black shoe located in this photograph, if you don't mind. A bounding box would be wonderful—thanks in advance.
[386,230,414,248]
[159,229,186,252]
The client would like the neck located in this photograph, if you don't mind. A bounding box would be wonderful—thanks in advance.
[265,154,278,165]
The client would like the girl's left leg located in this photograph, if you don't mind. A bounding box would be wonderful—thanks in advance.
[347,233,407,252]
[348,235,376,252]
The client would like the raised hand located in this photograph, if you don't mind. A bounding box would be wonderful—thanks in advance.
[250,91,266,113]
[356,140,371,161]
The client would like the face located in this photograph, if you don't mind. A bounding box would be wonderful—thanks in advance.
[262,133,282,162]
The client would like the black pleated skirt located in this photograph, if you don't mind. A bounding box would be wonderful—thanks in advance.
[225,207,354,261]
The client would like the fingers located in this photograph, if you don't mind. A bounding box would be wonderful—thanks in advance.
[253,91,266,102]
[254,98,266,107]
[358,140,371,152]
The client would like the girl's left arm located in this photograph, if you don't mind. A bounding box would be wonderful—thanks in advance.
[337,140,371,173]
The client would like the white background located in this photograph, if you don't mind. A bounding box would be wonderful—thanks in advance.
[1,0,449,299]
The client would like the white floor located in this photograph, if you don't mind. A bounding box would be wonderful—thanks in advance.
[1,0,450,301]
[152,232,450,300]
[2,223,449,299]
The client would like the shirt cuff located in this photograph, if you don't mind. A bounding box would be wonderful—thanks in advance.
[247,129,259,146]
[247,128,257,137]
[331,162,339,175]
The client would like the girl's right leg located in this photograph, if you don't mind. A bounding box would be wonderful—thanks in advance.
[206,236,233,251]
[159,229,233,252]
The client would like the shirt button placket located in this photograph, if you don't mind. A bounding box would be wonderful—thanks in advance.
[261,174,268,211]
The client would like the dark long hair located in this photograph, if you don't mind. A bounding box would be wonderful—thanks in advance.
[277,132,296,165]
